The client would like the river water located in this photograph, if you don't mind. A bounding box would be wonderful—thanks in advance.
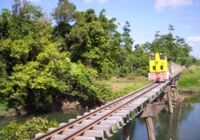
[110,94,200,140]
[0,94,200,140]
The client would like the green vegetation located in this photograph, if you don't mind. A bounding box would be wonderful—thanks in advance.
[96,75,150,100]
[178,65,200,92]
[0,117,58,140]
[149,25,193,66]
[0,101,8,117]
[0,0,197,113]
[0,101,7,111]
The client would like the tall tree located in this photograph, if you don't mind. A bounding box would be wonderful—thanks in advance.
[0,9,11,39]
[116,21,134,74]
[12,0,21,14]
[122,21,133,52]
[149,25,192,65]
[65,9,123,78]
[52,0,76,37]
[0,3,106,111]
[52,0,76,24]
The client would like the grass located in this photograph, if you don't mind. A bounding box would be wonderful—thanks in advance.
[178,65,200,92]
[95,74,150,101]
[0,101,8,117]
[0,101,7,111]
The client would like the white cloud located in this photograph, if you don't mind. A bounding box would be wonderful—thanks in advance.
[155,0,193,11]
[186,36,200,43]
[84,0,109,4]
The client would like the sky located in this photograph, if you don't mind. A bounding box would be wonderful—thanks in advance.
[0,0,200,59]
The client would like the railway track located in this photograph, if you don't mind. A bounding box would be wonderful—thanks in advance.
[35,83,162,140]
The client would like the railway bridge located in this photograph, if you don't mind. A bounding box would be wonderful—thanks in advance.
[35,64,184,140]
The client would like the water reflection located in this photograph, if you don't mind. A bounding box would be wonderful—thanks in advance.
[179,103,200,140]
[109,95,200,140]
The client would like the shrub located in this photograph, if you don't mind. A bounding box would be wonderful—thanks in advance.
[0,117,58,140]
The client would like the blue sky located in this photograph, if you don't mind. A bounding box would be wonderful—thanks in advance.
[0,0,200,58]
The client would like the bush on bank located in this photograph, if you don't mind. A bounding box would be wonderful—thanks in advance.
[0,117,58,140]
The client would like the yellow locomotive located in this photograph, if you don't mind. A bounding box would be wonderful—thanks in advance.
[148,53,170,82]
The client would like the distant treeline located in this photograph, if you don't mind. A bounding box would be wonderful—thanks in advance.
[0,0,198,112]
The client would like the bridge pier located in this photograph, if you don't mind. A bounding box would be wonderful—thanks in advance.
[165,86,173,114]
[171,80,177,99]
[145,117,156,140]
[141,102,165,140]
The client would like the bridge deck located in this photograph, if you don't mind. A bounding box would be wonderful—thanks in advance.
[35,67,183,140]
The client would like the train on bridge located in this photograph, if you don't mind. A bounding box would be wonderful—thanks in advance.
[34,52,182,140]
[148,53,171,83]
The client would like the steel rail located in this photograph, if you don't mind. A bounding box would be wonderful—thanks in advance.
[35,83,158,140]
[63,83,161,140]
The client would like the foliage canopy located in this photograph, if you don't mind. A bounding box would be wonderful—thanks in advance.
[0,0,196,112]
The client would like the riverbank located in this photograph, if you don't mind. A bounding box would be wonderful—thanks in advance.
[178,65,200,93]
[95,75,150,101]
[2,64,197,118]
[1,70,199,139]
[0,75,149,139]
[0,75,149,118]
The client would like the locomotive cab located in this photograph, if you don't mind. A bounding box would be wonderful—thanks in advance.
[148,53,170,82]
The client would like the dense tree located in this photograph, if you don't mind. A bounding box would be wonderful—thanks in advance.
[122,21,133,53]
[52,0,76,38]
[150,25,192,65]
[116,21,134,75]
[132,44,148,75]
[0,4,103,111]
[1,35,102,110]
[65,9,122,78]
[0,0,195,112]
[52,0,75,24]
[0,9,11,39]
